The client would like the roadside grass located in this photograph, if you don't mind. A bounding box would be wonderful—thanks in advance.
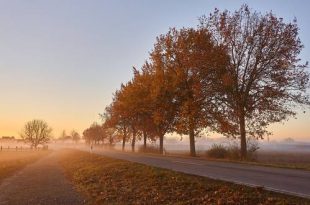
[202,152,310,171]
[59,149,310,205]
[0,150,50,182]
[255,151,310,171]
[155,149,310,171]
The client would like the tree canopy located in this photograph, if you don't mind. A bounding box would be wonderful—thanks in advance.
[100,5,309,159]
[20,119,52,148]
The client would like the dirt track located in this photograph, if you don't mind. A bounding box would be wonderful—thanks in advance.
[0,151,84,205]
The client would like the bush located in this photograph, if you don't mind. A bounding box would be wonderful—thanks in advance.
[227,145,240,160]
[206,137,260,161]
[206,144,228,159]
[226,137,259,161]
[137,145,160,154]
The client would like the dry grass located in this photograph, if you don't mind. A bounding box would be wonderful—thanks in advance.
[159,149,310,171]
[59,149,310,205]
[256,151,310,170]
[202,151,310,171]
[0,150,50,182]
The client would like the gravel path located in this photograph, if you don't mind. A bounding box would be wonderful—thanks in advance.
[0,151,84,205]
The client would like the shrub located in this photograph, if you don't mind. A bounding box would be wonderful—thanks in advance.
[137,145,160,154]
[227,145,240,160]
[207,137,260,161]
[206,144,228,159]
[226,137,259,161]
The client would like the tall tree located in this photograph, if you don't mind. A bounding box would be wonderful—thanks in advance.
[155,28,227,156]
[130,65,157,151]
[20,119,52,148]
[149,44,178,154]
[103,88,131,151]
[200,5,310,159]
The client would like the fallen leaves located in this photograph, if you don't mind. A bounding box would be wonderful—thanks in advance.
[59,150,310,205]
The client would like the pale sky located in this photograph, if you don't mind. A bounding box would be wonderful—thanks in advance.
[0,0,309,141]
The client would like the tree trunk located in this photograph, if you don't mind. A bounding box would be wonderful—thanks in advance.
[122,127,127,151]
[122,136,125,151]
[143,130,147,151]
[131,127,136,152]
[239,112,247,160]
[189,127,196,157]
[159,134,164,154]
[109,136,113,146]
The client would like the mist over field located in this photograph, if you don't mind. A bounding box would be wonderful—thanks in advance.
[100,136,310,154]
[0,1,310,204]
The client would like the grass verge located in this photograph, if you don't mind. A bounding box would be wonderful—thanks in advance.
[0,150,50,182]
[59,149,310,205]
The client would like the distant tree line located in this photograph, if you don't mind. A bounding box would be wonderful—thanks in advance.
[86,5,309,159]
[58,130,81,143]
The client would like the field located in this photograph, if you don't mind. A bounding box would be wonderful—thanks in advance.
[0,150,50,182]
[255,151,310,170]
[59,149,310,205]
[152,145,310,171]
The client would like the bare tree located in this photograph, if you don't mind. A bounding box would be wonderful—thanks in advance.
[20,119,52,148]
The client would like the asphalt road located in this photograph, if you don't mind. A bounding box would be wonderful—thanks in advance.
[84,147,310,199]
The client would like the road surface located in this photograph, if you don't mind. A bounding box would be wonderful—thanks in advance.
[87,147,310,199]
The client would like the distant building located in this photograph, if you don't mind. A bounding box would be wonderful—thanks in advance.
[1,136,15,141]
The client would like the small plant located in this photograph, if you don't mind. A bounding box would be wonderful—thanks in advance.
[206,144,228,159]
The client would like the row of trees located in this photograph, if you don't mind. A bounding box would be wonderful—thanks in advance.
[58,130,81,143]
[20,120,83,147]
[82,123,116,145]
[100,5,309,159]
[19,6,309,159]
[19,119,114,148]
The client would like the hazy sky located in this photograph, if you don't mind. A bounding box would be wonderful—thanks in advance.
[0,0,309,141]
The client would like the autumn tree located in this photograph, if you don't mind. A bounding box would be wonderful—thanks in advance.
[102,109,123,146]
[119,80,142,152]
[129,65,158,151]
[200,5,310,159]
[71,130,81,143]
[149,45,179,154]
[20,119,52,148]
[83,123,106,144]
[154,28,227,156]
[103,65,159,152]
[103,89,131,150]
